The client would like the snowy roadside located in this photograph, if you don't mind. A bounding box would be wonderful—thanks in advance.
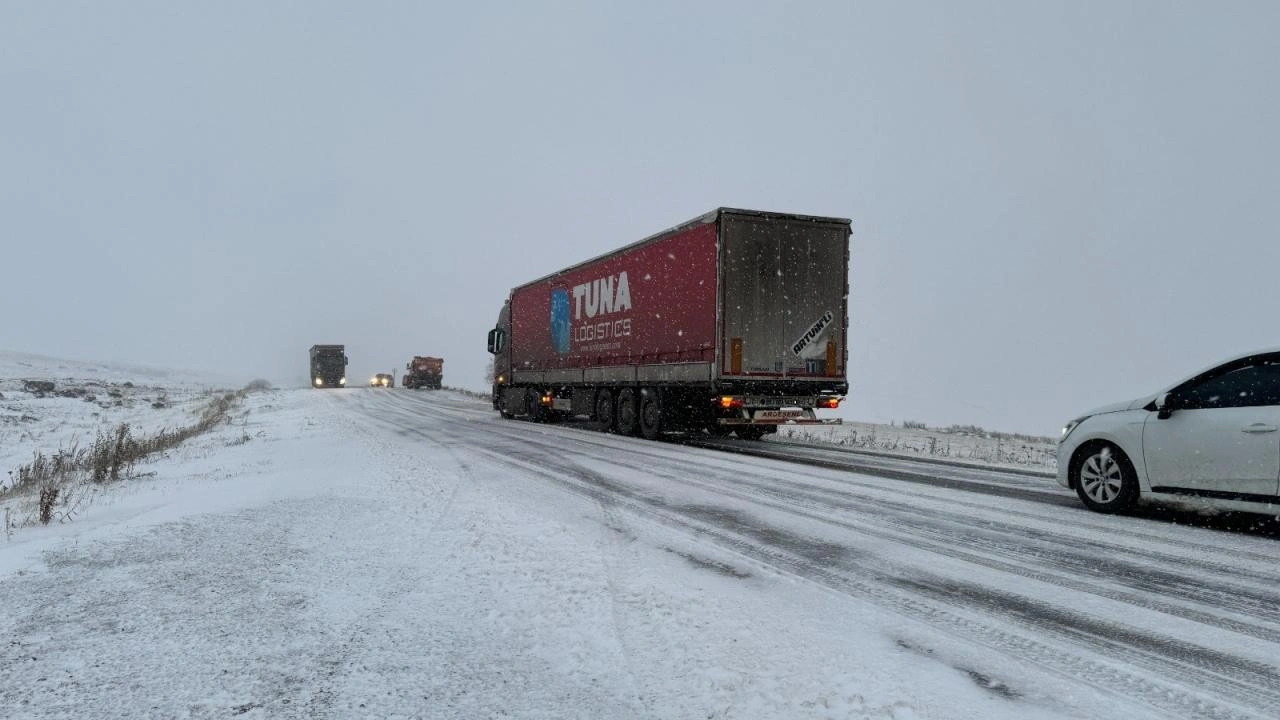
[0,350,241,494]
[774,421,1058,474]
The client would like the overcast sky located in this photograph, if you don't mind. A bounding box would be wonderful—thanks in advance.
[3,2,1278,434]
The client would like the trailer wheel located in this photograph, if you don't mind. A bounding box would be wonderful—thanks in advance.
[639,389,662,440]
[595,389,616,432]
[707,423,732,437]
[616,388,639,436]
[736,426,767,441]
[526,388,546,422]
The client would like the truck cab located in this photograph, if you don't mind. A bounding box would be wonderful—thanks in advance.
[403,356,445,389]
[309,345,348,389]
[487,301,512,413]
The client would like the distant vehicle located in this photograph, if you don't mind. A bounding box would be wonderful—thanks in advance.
[486,208,849,440]
[403,356,443,389]
[309,345,348,389]
[1058,349,1280,514]
[370,373,394,388]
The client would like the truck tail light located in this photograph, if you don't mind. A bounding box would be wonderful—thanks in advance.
[818,396,841,409]
[718,396,744,409]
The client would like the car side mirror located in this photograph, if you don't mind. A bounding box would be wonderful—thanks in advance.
[1155,392,1176,419]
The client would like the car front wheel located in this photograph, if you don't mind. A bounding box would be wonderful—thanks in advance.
[1072,442,1139,513]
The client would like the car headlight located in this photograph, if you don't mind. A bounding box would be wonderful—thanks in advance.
[1060,417,1089,443]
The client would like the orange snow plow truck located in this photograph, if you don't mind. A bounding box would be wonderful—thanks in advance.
[403,356,444,390]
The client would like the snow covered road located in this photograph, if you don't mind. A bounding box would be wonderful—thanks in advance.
[4,386,1280,719]
[353,389,1280,720]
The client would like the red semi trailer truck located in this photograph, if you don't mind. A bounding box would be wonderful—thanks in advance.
[486,208,850,440]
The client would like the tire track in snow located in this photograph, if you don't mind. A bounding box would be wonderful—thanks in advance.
[611,451,1280,639]
[593,493,653,716]
[401,397,1280,607]
[302,392,469,719]
[350,393,1280,720]
[466,404,1280,591]
[476,444,1279,720]
[404,390,1280,567]
[372,394,1280,647]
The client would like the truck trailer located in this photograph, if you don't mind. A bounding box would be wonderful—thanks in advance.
[486,208,850,439]
[309,345,348,388]
[403,356,444,389]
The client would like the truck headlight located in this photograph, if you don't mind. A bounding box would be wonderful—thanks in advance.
[315,378,323,386]
[339,377,346,385]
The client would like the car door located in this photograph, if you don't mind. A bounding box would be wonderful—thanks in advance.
[1142,357,1280,499]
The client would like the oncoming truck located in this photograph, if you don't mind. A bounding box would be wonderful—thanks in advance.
[485,208,850,439]
[402,356,444,389]
[309,345,348,388]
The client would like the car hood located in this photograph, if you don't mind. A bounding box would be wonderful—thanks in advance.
[1081,395,1155,418]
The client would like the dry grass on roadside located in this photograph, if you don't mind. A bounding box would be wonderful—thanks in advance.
[2,383,267,526]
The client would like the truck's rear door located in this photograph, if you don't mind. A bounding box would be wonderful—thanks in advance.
[719,211,850,383]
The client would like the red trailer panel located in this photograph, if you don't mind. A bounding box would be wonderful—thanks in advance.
[509,222,718,371]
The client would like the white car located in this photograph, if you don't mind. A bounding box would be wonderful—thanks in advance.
[1057,350,1280,514]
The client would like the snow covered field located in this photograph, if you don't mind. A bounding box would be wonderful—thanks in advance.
[3,354,1280,719]
[0,351,238,494]
[774,422,1057,473]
